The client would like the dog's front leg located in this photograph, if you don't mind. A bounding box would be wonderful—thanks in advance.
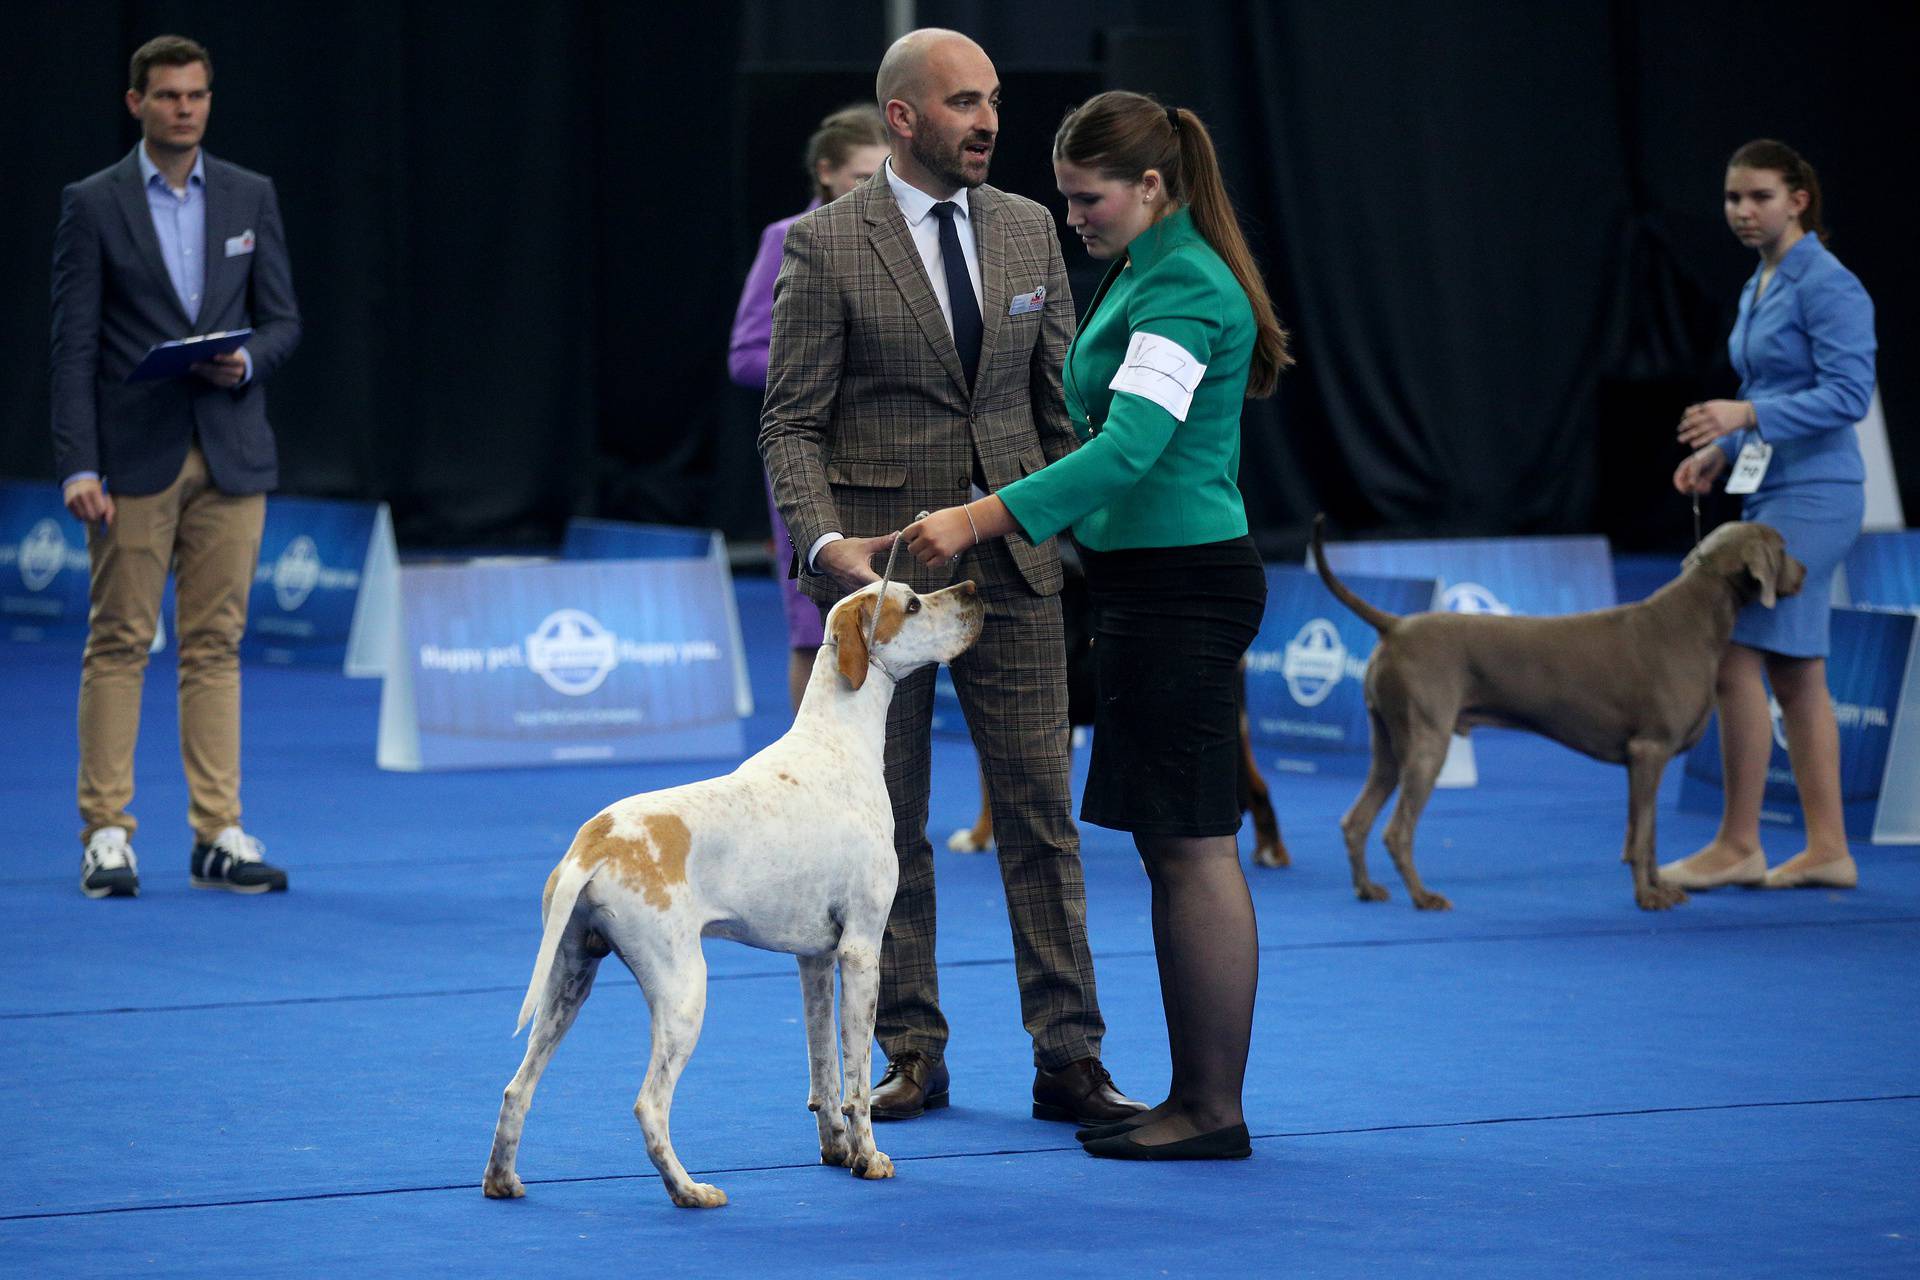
[798,954,852,1166]
[1626,742,1687,910]
[834,943,894,1181]
[633,949,728,1208]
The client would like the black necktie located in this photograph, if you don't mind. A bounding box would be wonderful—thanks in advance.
[930,201,982,388]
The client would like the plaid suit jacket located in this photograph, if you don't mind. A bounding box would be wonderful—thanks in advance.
[759,171,1078,605]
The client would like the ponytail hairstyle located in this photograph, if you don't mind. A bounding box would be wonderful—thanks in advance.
[1054,90,1291,397]
[804,104,887,204]
[1728,138,1827,243]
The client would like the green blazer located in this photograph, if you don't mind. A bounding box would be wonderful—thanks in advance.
[998,207,1253,550]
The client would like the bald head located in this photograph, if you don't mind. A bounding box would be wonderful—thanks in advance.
[876,28,986,113]
[875,28,1000,196]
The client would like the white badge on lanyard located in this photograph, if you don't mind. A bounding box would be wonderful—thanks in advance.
[1724,440,1772,495]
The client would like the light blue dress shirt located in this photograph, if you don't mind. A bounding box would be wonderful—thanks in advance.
[137,144,208,324]
[1715,233,1876,491]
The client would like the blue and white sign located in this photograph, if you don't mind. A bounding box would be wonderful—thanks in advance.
[562,518,753,720]
[1681,606,1920,844]
[1313,533,1617,618]
[378,555,749,771]
[2,481,166,652]
[0,481,92,642]
[563,518,719,562]
[244,497,399,676]
[1245,567,1440,774]
[1836,531,1920,613]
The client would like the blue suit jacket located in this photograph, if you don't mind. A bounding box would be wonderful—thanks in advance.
[50,147,301,497]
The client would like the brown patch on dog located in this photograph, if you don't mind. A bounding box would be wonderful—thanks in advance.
[777,771,797,785]
[574,812,692,910]
[831,592,910,691]
[542,864,561,921]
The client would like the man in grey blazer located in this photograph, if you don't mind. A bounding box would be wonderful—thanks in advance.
[51,35,300,899]
[760,28,1142,1127]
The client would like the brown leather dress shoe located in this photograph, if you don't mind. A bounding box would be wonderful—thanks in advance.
[1032,1058,1148,1125]
[871,1051,949,1121]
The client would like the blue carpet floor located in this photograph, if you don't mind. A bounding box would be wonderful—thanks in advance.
[1,567,1915,1277]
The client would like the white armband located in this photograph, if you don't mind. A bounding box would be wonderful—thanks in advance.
[1108,331,1207,422]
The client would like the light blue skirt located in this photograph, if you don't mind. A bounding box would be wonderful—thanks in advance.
[1733,481,1865,658]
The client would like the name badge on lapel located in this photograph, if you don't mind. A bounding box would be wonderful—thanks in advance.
[224,230,256,258]
[1008,285,1046,316]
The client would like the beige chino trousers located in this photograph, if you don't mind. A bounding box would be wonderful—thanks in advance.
[78,444,265,845]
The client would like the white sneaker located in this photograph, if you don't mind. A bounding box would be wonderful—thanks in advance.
[81,826,140,899]
[190,825,289,894]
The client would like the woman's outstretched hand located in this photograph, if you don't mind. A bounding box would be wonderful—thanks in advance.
[1673,445,1728,495]
[903,507,977,566]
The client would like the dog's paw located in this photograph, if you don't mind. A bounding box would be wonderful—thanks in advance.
[851,1150,895,1180]
[1356,881,1391,903]
[669,1182,729,1209]
[481,1168,525,1199]
[1252,840,1291,869]
[1411,890,1453,911]
[946,827,992,853]
[1637,883,1688,911]
[820,1138,854,1167]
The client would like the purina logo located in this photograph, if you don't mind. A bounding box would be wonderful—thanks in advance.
[272,535,322,611]
[18,519,75,592]
[1441,582,1512,615]
[526,609,619,696]
[1282,618,1349,707]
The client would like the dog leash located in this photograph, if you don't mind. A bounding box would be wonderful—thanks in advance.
[1691,491,1702,552]
[865,511,931,653]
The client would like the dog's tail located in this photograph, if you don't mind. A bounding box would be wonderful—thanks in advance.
[1311,513,1400,634]
[514,856,600,1036]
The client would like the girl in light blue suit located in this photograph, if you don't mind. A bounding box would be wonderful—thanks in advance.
[1664,140,1876,892]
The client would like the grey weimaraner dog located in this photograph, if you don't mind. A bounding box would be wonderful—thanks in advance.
[1312,517,1804,911]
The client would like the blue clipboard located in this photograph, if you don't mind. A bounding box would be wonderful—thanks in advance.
[125,328,252,384]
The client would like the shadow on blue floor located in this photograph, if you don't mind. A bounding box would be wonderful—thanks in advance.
[1,570,1915,1277]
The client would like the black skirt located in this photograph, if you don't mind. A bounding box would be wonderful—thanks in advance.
[1077,535,1267,837]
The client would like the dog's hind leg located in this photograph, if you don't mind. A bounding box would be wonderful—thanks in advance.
[798,953,852,1167]
[1626,740,1688,911]
[483,934,605,1199]
[628,940,727,1208]
[1379,732,1452,911]
[1341,709,1400,902]
[834,939,895,1181]
[1242,713,1290,869]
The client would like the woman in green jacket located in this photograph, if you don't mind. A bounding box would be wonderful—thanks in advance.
[905,91,1290,1161]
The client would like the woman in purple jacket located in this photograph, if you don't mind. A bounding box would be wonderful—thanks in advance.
[1665,140,1877,892]
[729,106,887,709]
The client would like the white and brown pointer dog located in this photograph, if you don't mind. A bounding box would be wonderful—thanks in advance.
[1312,516,1803,912]
[483,579,983,1208]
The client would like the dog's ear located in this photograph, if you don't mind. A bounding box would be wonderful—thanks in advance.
[832,596,873,689]
[1742,535,1779,609]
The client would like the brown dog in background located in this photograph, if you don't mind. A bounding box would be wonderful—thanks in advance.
[947,555,1288,866]
[1311,515,1802,911]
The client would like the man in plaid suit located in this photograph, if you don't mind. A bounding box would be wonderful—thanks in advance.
[759,29,1143,1127]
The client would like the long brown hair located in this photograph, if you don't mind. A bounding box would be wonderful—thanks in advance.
[1054,90,1291,397]
[805,105,886,204]
[1728,138,1827,243]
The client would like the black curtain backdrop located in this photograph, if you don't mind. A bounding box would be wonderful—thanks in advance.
[3,0,1912,553]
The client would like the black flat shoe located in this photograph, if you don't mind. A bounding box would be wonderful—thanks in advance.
[1082,1122,1252,1161]
[1075,1114,1151,1143]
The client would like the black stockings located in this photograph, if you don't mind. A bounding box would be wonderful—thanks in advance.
[1132,832,1258,1143]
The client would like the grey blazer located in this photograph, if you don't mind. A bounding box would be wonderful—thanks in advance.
[758,172,1078,605]
[50,147,301,497]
